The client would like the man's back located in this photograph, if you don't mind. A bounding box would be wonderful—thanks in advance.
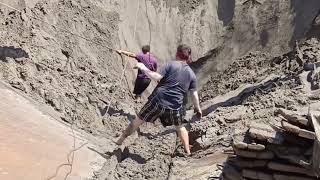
[136,52,157,79]
[151,61,197,109]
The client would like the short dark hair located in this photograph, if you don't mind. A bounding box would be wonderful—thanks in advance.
[142,45,150,54]
[176,44,191,60]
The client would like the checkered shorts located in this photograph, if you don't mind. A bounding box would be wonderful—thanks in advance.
[137,100,184,127]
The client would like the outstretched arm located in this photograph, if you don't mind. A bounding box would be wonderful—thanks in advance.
[117,50,137,58]
[136,62,163,81]
[191,90,202,118]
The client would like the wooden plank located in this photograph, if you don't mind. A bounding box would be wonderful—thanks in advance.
[249,127,284,144]
[268,162,315,176]
[310,112,320,176]
[273,174,316,180]
[242,169,273,180]
[299,129,315,140]
[223,165,243,180]
[276,108,309,126]
[282,120,301,134]
[248,143,265,151]
[282,121,315,139]
[232,158,268,168]
[267,144,311,168]
[234,148,274,160]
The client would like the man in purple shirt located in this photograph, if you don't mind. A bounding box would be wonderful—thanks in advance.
[117,45,158,99]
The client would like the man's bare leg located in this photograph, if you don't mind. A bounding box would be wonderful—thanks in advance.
[176,125,191,155]
[116,117,144,145]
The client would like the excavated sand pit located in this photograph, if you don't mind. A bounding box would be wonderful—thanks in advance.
[1,0,320,180]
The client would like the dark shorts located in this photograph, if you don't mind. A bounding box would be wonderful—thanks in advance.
[137,100,184,127]
[133,78,151,96]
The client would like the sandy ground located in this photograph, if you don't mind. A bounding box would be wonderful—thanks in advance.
[0,82,106,180]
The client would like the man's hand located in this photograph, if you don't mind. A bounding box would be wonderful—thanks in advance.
[191,91,202,119]
[116,50,123,54]
[116,50,136,58]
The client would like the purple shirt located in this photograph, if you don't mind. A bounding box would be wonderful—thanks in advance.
[136,52,157,79]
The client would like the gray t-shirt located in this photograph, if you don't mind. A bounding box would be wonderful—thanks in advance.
[149,61,197,109]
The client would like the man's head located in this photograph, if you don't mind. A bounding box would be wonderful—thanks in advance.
[176,44,192,64]
[142,45,150,54]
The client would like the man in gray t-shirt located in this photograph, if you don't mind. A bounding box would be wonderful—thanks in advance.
[149,60,197,109]
[116,44,202,156]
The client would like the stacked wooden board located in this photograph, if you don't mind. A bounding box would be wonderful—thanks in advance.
[222,108,320,180]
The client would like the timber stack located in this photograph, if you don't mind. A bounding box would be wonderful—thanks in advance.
[222,107,320,180]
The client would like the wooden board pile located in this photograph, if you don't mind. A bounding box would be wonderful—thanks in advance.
[222,108,320,180]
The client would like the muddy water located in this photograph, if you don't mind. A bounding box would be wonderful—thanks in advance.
[0,83,105,180]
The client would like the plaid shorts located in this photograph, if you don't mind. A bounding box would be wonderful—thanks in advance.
[137,100,184,127]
